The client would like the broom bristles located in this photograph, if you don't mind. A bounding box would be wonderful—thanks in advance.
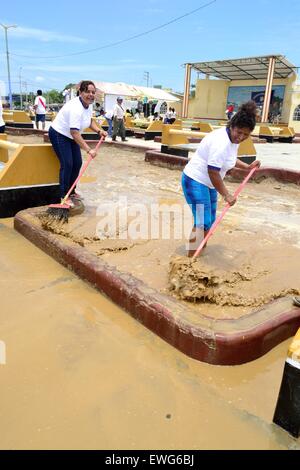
[46,206,70,222]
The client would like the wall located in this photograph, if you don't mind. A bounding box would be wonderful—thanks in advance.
[188,74,297,121]
[189,77,229,119]
[287,82,300,132]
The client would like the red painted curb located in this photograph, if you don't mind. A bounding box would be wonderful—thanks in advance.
[145,151,300,185]
[14,209,300,365]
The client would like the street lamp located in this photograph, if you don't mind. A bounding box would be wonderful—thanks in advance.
[0,23,17,109]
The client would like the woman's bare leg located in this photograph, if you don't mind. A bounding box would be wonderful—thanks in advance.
[187,226,208,257]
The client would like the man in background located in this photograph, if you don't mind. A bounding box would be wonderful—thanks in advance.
[34,89,46,130]
[112,97,127,142]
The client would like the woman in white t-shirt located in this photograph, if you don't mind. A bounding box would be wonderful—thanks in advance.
[49,81,107,206]
[182,101,261,256]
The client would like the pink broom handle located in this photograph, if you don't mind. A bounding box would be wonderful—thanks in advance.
[62,136,104,203]
[192,166,257,259]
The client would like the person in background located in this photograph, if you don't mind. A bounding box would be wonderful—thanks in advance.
[34,90,47,130]
[62,88,71,104]
[112,97,127,142]
[182,101,260,257]
[48,80,107,206]
[169,108,176,124]
[164,107,173,124]
[134,109,140,119]
[149,112,160,122]
[226,103,235,120]
[0,98,5,133]
[94,103,102,117]
[99,108,113,138]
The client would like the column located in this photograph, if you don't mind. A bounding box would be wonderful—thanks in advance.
[182,64,192,118]
[261,57,276,123]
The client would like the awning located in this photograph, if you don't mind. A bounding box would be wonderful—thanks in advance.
[93,81,179,102]
[186,55,297,81]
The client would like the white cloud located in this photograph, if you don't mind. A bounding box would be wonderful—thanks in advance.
[35,76,45,82]
[11,26,88,44]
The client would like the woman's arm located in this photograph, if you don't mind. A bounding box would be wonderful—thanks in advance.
[70,130,97,158]
[208,169,236,206]
[235,158,261,170]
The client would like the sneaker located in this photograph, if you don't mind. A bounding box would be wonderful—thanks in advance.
[122,139,128,142]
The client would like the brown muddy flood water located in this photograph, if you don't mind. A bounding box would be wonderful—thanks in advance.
[35,140,300,321]
[1,135,299,449]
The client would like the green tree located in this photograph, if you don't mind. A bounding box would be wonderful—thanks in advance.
[63,82,76,90]
[46,89,64,105]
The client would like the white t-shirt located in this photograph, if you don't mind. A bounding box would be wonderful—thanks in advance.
[34,95,46,115]
[184,127,238,189]
[51,97,93,139]
[0,100,4,127]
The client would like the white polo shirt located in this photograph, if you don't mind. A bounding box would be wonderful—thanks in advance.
[51,97,93,139]
[34,95,46,114]
[184,127,238,189]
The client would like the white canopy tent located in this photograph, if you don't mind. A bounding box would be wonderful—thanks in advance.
[93,81,179,112]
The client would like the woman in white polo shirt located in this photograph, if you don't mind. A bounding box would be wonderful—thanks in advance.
[182,101,261,257]
[49,80,107,205]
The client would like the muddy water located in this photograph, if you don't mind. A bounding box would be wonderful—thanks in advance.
[0,219,299,449]
[1,135,299,449]
[32,141,300,320]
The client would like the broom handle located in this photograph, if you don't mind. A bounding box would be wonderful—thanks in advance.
[62,136,104,203]
[192,167,257,259]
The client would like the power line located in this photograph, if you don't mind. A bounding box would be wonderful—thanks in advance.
[10,1,216,60]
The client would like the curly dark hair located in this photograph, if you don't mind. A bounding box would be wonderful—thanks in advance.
[229,101,257,131]
[79,80,96,93]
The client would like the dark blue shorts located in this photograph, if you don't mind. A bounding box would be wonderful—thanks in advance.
[36,114,46,123]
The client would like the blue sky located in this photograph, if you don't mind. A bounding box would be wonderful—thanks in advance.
[1,0,299,95]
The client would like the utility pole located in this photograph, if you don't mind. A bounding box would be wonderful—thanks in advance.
[19,67,23,109]
[24,81,28,105]
[0,23,17,109]
[143,71,150,87]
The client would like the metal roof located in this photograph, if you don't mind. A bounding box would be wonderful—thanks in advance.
[186,55,297,81]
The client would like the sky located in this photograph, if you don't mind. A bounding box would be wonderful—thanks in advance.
[0,0,299,96]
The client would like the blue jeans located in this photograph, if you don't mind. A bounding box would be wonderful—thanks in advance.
[182,172,218,231]
[49,126,82,198]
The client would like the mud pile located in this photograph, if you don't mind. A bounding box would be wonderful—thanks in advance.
[168,254,300,307]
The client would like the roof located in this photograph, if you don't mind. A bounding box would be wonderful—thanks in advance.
[93,81,179,102]
[186,55,297,81]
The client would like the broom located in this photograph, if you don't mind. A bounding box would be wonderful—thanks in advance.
[193,166,257,259]
[46,136,104,222]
